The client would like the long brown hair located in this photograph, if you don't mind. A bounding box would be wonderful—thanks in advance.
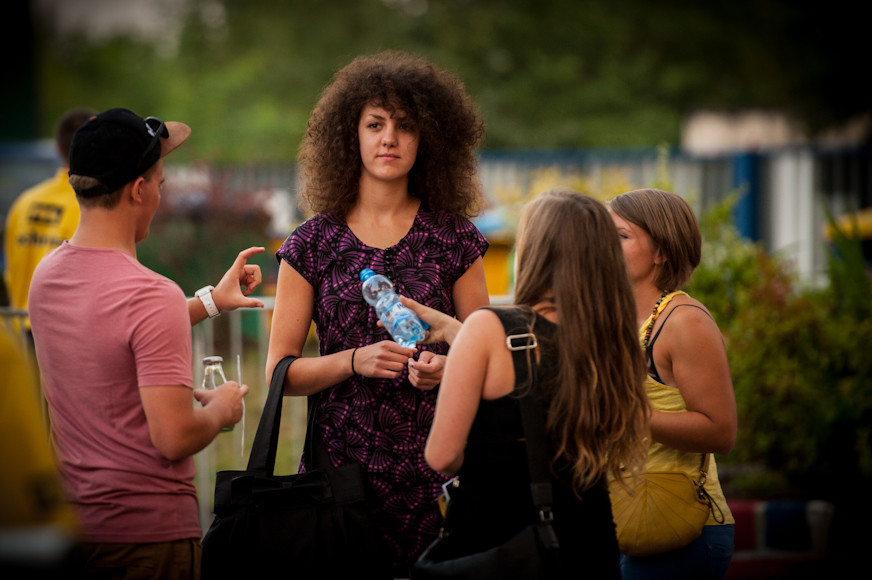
[297,50,485,219]
[514,189,650,491]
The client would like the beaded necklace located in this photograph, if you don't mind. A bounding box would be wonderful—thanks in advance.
[642,291,669,350]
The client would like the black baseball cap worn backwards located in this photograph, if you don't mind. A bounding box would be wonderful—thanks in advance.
[69,107,191,197]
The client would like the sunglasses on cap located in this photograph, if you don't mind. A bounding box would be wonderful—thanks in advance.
[137,116,168,170]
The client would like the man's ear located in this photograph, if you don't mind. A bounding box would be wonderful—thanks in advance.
[128,176,146,203]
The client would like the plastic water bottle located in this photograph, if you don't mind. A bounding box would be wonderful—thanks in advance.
[201,356,233,432]
[360,269,427,348]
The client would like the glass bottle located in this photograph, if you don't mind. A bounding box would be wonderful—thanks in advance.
[201,356,233,432]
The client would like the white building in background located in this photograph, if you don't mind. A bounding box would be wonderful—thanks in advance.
[680,109,871,285]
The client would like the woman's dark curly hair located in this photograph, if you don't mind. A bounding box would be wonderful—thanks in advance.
[297,51,486,219]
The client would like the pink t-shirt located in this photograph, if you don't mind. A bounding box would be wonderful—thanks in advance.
[28,242,201,543]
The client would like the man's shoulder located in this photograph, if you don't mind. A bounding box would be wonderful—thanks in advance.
[126,262,184,295]
[88,259,187,320]
[37,246,182,298]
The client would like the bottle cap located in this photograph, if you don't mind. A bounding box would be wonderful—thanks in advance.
[360,269,376,281]
[203,356,224,365]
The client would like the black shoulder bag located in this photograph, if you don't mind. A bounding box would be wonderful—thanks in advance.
[201,355,390,578]
[412,307,562,579]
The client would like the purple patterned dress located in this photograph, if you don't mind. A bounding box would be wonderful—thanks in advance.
[276,208,488,573]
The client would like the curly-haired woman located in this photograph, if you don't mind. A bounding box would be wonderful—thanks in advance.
[266,51,490,577]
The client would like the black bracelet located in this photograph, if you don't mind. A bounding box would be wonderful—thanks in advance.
[350,348,359,375]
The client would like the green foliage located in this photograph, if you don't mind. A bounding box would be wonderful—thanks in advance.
[685,192,767,329]
[687,197,872,500]
[26,0,867,159]
[823,205,872,320]
[137,194,273,297]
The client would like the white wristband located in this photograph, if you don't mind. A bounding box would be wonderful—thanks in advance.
[195,285,220,319]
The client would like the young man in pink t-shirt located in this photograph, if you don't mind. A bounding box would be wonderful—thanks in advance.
[28,108,265,579]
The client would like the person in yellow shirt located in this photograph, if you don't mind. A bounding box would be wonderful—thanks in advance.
[607,188,736,579]
[3,107,95,332]
[0,321,81,574]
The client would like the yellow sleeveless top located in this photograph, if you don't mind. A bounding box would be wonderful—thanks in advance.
[641,291,734,526]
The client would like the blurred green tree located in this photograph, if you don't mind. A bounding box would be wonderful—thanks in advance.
[27,0,868,161]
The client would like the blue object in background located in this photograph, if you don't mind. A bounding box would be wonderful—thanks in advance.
[732,152,761,241]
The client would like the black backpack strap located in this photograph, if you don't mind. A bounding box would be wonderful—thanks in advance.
[485,307,556,522]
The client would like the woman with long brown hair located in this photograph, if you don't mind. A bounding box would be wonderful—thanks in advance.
[406,189,650,577]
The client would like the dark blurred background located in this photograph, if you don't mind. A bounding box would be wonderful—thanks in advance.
[6,0,869,156]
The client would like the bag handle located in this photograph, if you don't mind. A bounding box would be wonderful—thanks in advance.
[247,355,341,479]
[247,355,298,475]
[693,452,726,523]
